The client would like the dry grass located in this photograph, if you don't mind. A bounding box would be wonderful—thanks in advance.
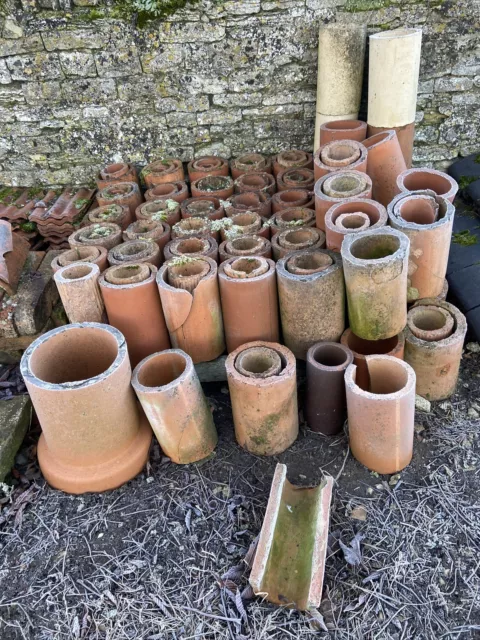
[0,362,479,639]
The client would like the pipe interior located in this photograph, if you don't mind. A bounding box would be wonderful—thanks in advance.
[339,214,368,229]
[350,235,400,260]
[312,344,349,367]
[229,257,263,274]
[363,132,390,148]
[105,163,124,174]
[241,175,264,187]
[29,327,119,384]
[331,202,379,225]
[233,193,259,207]
[187,200,215,214]
[236,348,284,377]
[280,191,305,203]
[324,120,361,131]
[118,242,148,257]
[346,332,398,356]
[176,238,207,254]
[364,360,408,395]
[412,308,447,331]
[151,184,175,196]
[61,264,95,280]
[137,352,187,388]
[143,202,168,214]
[401,172,451,197]
[198,176,229,190]
[104,184,131,196]
[284,229,315,245]
[230,236,261,251]
[324,174,364,195]
[288,252,332,272]
[398,198,437,225]
[280,209,310,223]
[179,218,207,231]
[59,247,98,265]
[168,260,208,279]
[232,213,256,226]
[325,143,359,162]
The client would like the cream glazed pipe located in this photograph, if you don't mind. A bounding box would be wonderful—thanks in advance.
[314,23,367,151]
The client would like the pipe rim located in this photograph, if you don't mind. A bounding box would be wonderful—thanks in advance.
[314,170,372,202]
[307,341,353,371]
[345,354,416,399]
[396,169,458,201]
[276,248,341,281]
[405,299,467,348]
[132,348,193,393]
[388,190,454,231]
[54,262,99,283]
[325,198,387,235]
[100,263,156,289]
[341,227,410,266]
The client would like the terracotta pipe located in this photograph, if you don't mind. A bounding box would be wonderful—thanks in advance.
[69,222,122,251]
[345,355,416,474]
[340,328,405,391]
[314,140,368,181]
[141,158,184,187]
[271,227,326,261]
[363,130,407,206]
[319,120,368,146]
[388,191,454,302]
[397,168,458,203]
[271,189,315,213]
[250,464,333,611]
[219,211,267,242]
[367,28,422,167]
[219,256,279,352]
[107,240,161,268]
[123,220,171,258]
[230,153,272,179]
[272,150,313,178]
[191,175,234,200]
[145,182,189,203]
[270,207,316,235]
[164,236,219,263]
[86,204,131,230]
[325,199,388,252]
[171,217,214,241]
[20,323,152,494]
[226,192,272,218]
[314,24,366,151]
[132,349,217,464]
[97,182,143,219]
[187,156,229,183]
[135,199,181,227]
[99,263,170,368]
[51,246,108,273]
[54,262,105,323]
[404,299,467,401]
[225,341,298,455]
[305,342,353,435]
[156,256,225,363]
[181,196,224,221]
[341,228,409,340]
[277,168,315,192]
[276,249,345,359]
[96,162,138,189]
[219,235,272,263]
[234,172,276,196]
[314,170,373,231]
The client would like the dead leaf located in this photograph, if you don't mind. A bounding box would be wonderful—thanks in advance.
[350,505,367,521]
[339,532,364,566]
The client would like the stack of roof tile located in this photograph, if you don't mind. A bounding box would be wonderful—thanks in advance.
[29,187,95,248]
[0,187,51,240]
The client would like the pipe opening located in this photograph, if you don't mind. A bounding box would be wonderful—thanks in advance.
[241,175,265,187]
[397,197,438,225]
[321,142,361,165]
[232,212,257,226]
[141,201,171,215]
[104,163,124,174]
[176,238,208,254]
[61,264,95,280]
[285,171,309,183]
[400,172,452,198]
[323,120,362,131]
[231,193,260,207]
[104,263,150,285]
[350,235,400,260]
[279,190,306,203]
[312,344,349,367]
[363,359,408,394]
[323,173,367,198]
[197,176,230,191]
[167,259,210,291]
[235,153,265,167]
[330,201,381,226]
[137,352,187,388]
[280,228,316,247]
[29,327,118,385]
[337,213,369,229]
[235,346,283,379]
[193,157,222,170]
[363,132,391,149]
[407,305,455,342]
[231,236,260,250]
[58,247,100,266]
[286,251,332,274]
[186,200,215,215]
[117,241,150,257]
[413,308,446,331]
[224,257,268,279]
[346,332,398,356]
[102,183,133,197]
[279,150,307,165]
[150,184,176,196]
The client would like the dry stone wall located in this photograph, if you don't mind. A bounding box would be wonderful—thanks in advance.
[0,0,479,186]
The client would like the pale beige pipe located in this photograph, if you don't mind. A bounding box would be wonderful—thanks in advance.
[54,262,105,323]
[314,23,367,151]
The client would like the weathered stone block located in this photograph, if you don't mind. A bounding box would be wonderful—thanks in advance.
[158,22,225,44]
[6,53,63,81]
[184,39,258,72]
[59,51,97,77]
[213,92,262,107]
[42,29,106,51]
[0,35,44,58]
[228,68,272,93]
[166,111,197,127]
[141,45,184,72]
[435,76,474,92]
[197,109,242,125]
[155,95,209,113]
[0,396,32,482]
[23,81,63,106]
[95,48,142,78]
[263,89,316,106]
[0,61,11,85]
[61,78,117,104]
[0,85,25,106]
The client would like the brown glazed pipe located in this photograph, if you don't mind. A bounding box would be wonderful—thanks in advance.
[135,199,181,227]
[218,257,279,352]
[99,263,171,368]
[187,156,229,182]
[305,342,353,435]
[52,246,108,273]
[96,162,138,190]
[20,323,152,494]
[276,249,345,359]
[269,207,316,235]
[225,341,298,456]
[181,196,224,221]
[341,328,405,391]
[191,175,234,200]
[277,168,315,192]
[404,299,467,401]
[132,349,217,464]
[164,236,219,263]
[271,189,315,213]
[234,172,276,196]
[345,355,416,474]
[156,256,225,363]
[142,158,184,187]
[145,182,189,203]
[219,235,272,263]
[86,204,131,230]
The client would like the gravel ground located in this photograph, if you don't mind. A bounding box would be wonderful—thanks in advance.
[0,348,479,640]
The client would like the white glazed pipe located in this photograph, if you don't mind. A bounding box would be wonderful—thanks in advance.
[314,23,367,152]
[368,28,422,129]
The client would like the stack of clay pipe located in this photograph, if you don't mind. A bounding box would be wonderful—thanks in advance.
[39,119,467,492]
